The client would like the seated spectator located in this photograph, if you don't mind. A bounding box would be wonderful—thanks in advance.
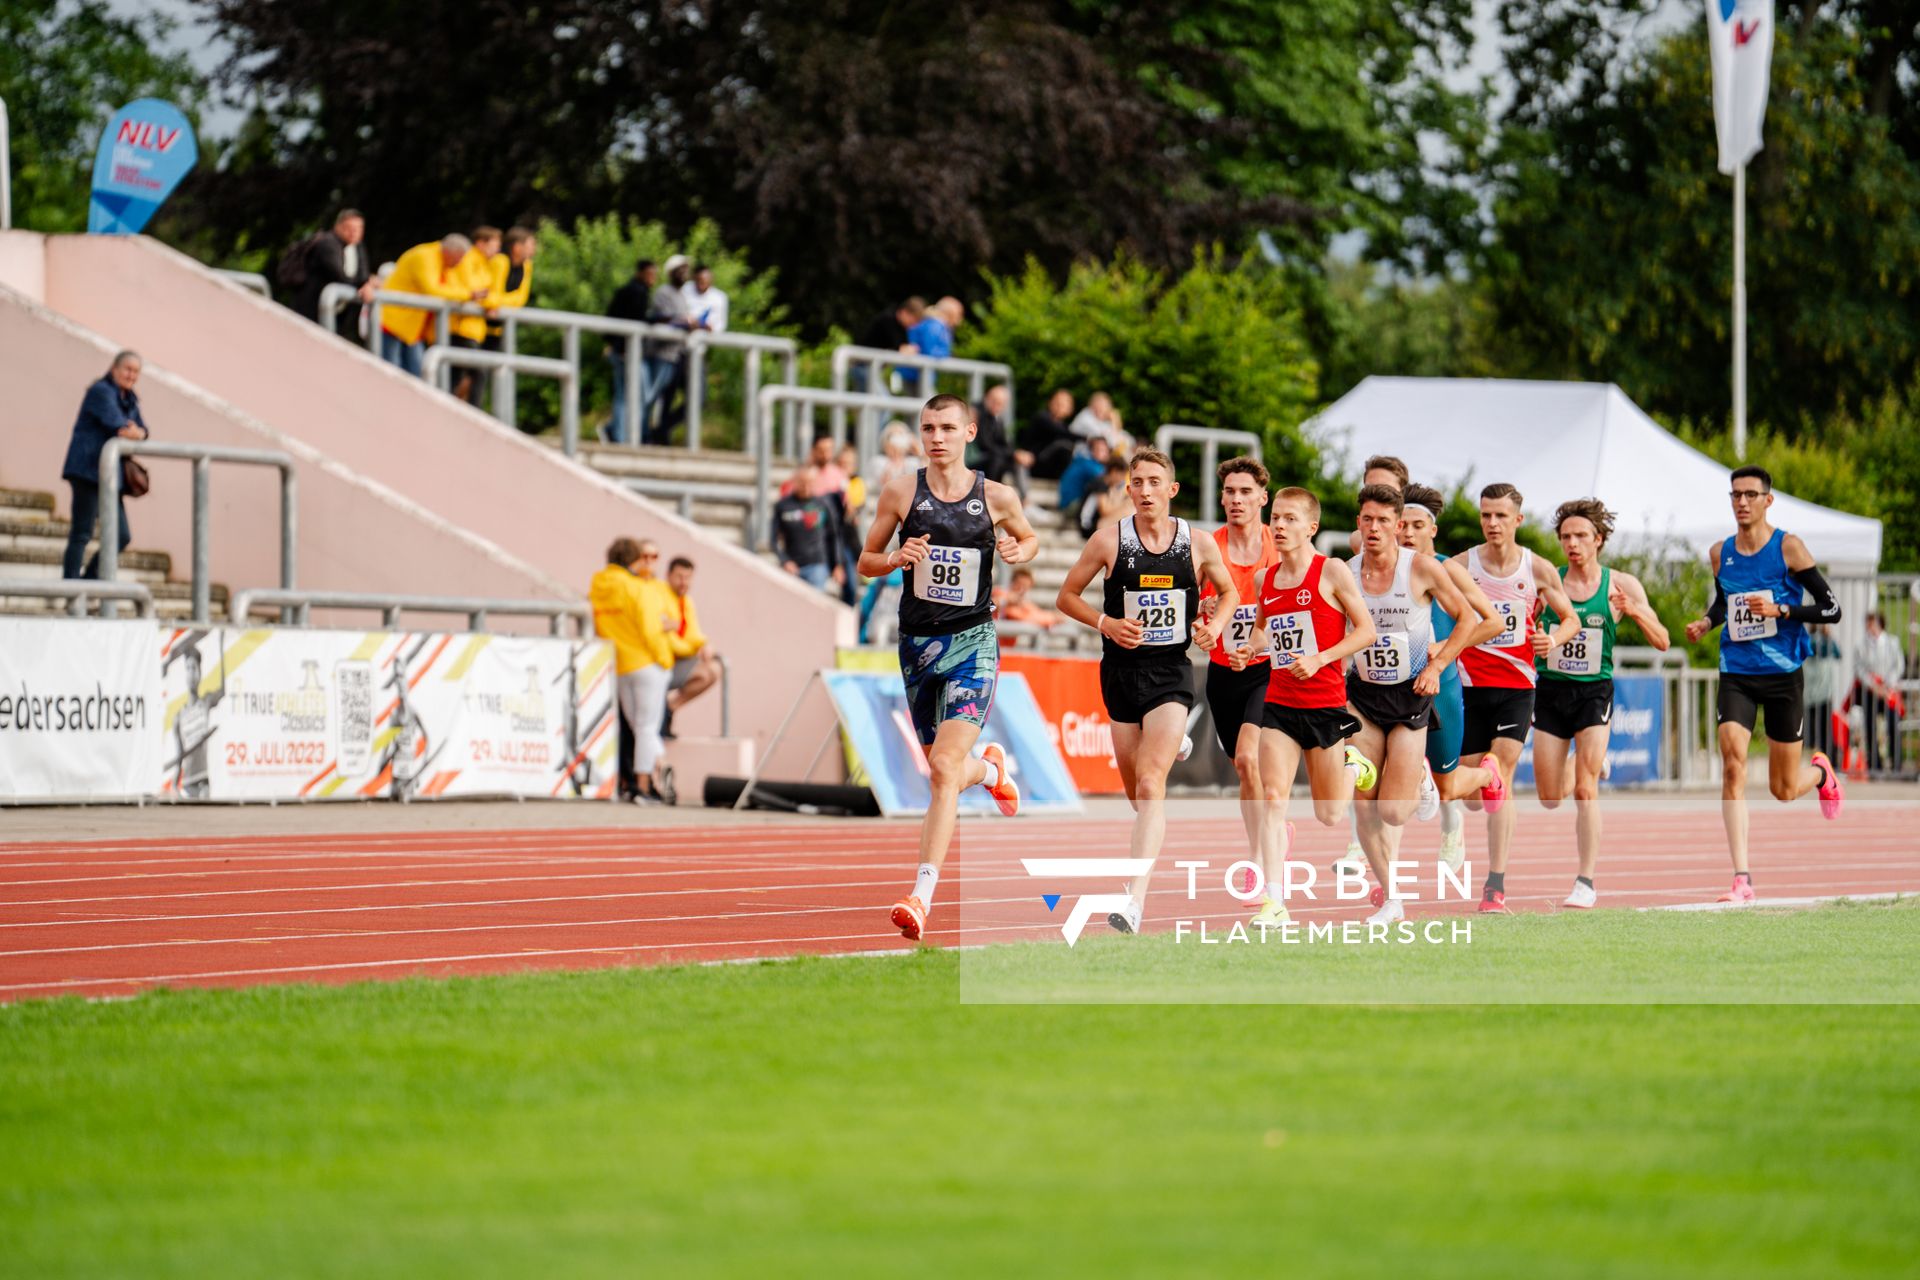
[1080,456,1133,537]
[682,264,729,332]
[866,421,923,495]
[603,259,656,445]
[773,465,844,594]
[449,225,504,404]
[589,537,673,804]
[61,350,149,580]
[380,234,479,377]
[971,383,1019,492]
[852,298,926,392]
[1057,435,1112,513]
[483,225,538,362]
[907,296,963,392]
[994,567,1059,629]
[289,208,374,337]
[1069,390,1131,454]
[859,566,906,646]
[661,555,721,739]
[1019,388,1078,481]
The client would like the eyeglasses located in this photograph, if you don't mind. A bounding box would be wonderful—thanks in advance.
[1729,490,1769,502]
[639,551,660,560]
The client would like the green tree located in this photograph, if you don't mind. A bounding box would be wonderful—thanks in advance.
[1475,4,1920,426]
[0,0,205,233]
[962,249,1322,495]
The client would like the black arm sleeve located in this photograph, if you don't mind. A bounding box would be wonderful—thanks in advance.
[1785,565,1841,624]
[1704,578,1727,628]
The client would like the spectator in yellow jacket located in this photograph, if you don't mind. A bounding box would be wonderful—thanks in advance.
[380,234,483,377]
[590,536,674,804]
[662,555,721,737]
[449,226,504,404]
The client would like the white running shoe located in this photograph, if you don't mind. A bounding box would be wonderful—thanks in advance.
[1108,897,1143,934]
[1438,826,1466,875]
[1334,842,1367,874]
[1177,735,1194,763]
[1365,897,1405,926]
[1415,759,1440,822]
[1563,880,1597,910]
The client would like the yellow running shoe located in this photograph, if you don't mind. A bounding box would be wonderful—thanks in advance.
[1345,744,1378,792]
[1251,896,1290,929]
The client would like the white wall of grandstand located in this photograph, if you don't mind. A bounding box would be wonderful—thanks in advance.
[2,229,1912,801]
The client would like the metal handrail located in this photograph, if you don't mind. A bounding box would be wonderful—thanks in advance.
[421,344,579,452]
[0,578,155,618]
[0,95,11,230]
[621,477,758,542]
[1154,424,1263,524]
[98,440,297,622]
[829,345,1014,458]
[230,588,589,636]
[216,269,272,298]
[753,384,927,549]
[320,284,800,455]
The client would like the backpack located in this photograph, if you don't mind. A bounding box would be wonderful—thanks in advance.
[276,231,326,289]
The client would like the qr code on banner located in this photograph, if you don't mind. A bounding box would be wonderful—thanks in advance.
[334,661,373,776]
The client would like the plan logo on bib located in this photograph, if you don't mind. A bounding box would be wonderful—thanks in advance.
[89,100,199,235]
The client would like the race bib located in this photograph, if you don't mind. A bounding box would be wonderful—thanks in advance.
[1549,626,1602,676]
[1265,609,1320,668]
[1479,600,1524,651]
[1356,631,1411,685]
[1225,604,1260,653]
[912,546,981,607]
[1727,590,1778,643]
[178,703,209,747]
[1124,589,1187,646]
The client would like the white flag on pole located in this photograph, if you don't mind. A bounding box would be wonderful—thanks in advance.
[1705,0,1775,175]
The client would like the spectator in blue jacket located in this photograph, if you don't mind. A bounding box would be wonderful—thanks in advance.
[907,296,962,392]
[1055,434,1111,515]
[62,351,150,579]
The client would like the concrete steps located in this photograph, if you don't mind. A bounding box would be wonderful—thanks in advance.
[0,485,230,621]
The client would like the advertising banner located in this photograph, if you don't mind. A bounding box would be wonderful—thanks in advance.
[820,670,1081,817]
[998,652,1125,794]
[1511,674,1665,789]
[155,627,618,801]
[0,618,160,799]
[89,99,199,235]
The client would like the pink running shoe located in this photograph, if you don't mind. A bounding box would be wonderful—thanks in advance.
[1480,759,1508,815]
[1811,751,1844,820]
[1368,884,1386,909]
[1717,878,1757,905]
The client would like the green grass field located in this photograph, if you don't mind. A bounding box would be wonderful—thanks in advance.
[4,904,1918,1278]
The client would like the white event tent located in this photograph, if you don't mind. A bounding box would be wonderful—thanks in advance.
[1308,377,1883,572]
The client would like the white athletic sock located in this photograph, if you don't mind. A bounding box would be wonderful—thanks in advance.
[1441,799,1464,836]
[978,755,1000,792]
[913,862,940,908]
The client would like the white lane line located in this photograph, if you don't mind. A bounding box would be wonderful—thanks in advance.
[1645,892,1909,912]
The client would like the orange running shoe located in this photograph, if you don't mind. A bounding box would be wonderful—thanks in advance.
[890,895,927,940]
[981,742,1020,818]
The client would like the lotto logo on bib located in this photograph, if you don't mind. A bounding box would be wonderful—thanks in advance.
[1138,575,1173,589]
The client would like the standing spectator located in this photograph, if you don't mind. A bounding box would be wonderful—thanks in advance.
[1804,624,1844,760]
[61,351,149,580]
[866,420,923,496]
[604,259,656,445]
[907,296,963,392]
[448,226,503,405]
[483,228,537,385]
[773,466,844,594]
[589,537,673,804]
[835,442,866,603]
[970,383,1019,491]
[379,234,480,377]
[782,437,850,497]
[1056,434,1112,514]
[682,264,729,333]
[1856,612,1906,773]
[1019,388,1078,480]
[1069,390,1130,453]
[288,209,374,337]
[661,556,721,739]
[644,254,704,445]
[851,297,926,392]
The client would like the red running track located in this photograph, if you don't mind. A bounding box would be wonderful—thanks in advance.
[0,802,1915,1001]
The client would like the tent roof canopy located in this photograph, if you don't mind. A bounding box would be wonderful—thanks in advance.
[1307,377,1883,569]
